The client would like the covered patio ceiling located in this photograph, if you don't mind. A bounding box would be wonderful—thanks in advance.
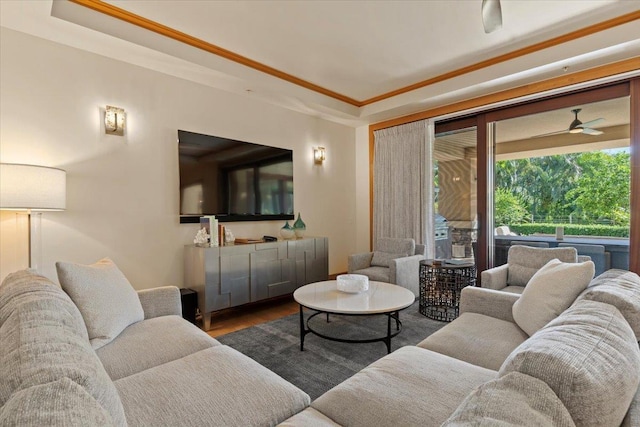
[434,96,629,162]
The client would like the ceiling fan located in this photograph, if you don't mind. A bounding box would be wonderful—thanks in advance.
[533,108,605,138]
[482,0,502,33]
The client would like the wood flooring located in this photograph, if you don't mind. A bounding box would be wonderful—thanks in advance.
[205,296,299,338]
[204,273,343,338]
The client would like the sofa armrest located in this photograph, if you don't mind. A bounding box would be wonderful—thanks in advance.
[480,264,509,290]
[459,286,520,323]
[390,255,424,296]
[348,252,374,273]
[137,286,182,319]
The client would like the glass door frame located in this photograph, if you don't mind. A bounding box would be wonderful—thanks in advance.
[435,79,639,277]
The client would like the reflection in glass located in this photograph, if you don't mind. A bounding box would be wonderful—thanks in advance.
[434,128,478,262]
[259,161,294,215]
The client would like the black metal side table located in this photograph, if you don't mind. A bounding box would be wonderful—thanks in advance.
[419,260,476,322]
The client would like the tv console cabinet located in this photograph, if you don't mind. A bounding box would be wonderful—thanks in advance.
[184,237,328,330]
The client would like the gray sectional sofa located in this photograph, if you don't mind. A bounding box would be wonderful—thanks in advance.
[2,261,640,426]
[282,268,640,426]
[0,268,309,426]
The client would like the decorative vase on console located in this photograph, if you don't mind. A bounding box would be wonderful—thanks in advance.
[293,213,306,238]
[280,221,295,239]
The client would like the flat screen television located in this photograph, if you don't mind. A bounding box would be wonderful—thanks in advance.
[178,130,294,223]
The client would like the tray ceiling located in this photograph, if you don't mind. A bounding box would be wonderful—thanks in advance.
[1,0,639,126]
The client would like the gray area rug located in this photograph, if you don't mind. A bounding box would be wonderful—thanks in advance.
[217,301,446,400]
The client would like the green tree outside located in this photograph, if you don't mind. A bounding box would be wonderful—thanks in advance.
[567,151,630,225]
[494,188,529,226]
[495,150,630,234]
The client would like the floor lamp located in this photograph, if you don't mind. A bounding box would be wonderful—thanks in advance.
[0,163,66,271]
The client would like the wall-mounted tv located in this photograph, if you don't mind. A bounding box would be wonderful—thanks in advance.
[178,130,294,223]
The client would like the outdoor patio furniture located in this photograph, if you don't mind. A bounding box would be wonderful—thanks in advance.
[558,243,608,276]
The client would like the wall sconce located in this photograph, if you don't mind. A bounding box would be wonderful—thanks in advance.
[105,105,125,136]
[313,146,326,164]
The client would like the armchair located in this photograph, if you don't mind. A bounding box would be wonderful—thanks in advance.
[348,238,425,296]
[481,245,588,294]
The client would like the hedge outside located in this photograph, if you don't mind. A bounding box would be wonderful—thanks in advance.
[509,223,629,238]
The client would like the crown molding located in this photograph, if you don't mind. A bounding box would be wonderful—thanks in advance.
[68,0,360,106]
[70,0,640,108]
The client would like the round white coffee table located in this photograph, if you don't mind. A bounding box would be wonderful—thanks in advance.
[293,280,415,353]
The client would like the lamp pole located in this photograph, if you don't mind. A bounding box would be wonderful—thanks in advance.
[0,163,66,272]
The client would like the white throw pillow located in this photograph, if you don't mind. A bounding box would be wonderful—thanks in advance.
[56,258,144,349]
[512,258,594,336]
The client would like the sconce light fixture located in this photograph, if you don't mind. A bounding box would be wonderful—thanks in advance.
[105,105,125,136]
[313,146,326,164]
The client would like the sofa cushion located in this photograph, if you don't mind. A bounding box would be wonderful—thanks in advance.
[577,268,640,341]
[500,285,525,294]
[370,251,406,267]
[311,346,496,427]
[0,270,87,337]
[417,312,528,371]
[279,407,342,426]
[512,259,594,336]
[0,270,127,426]
[622,386,640,427]
[114,345,309,426]
[507,246,578,287]
[500,300,640,427]
[56,258,144,349]
[443,372,575,427]
[0,377,115,426]
[96,315,220,380]
[352,266,390,282]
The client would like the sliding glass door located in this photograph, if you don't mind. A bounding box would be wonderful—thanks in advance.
[432,80,637,278]
[484,83,632,274]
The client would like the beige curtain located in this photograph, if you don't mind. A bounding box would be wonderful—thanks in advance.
[373,120,435,258]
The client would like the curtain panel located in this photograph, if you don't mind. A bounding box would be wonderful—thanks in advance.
[373,120,435,258]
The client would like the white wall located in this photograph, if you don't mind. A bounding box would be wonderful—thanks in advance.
[0,28,357,287]
[354,126,371,253]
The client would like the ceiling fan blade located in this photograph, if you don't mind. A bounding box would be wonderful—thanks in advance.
[531,129,569,138]
[581,128,604,136]
[577,117,604,128]
[482,0,502,33]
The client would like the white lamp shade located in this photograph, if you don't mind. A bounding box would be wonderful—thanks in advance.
[0,163,66,211]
